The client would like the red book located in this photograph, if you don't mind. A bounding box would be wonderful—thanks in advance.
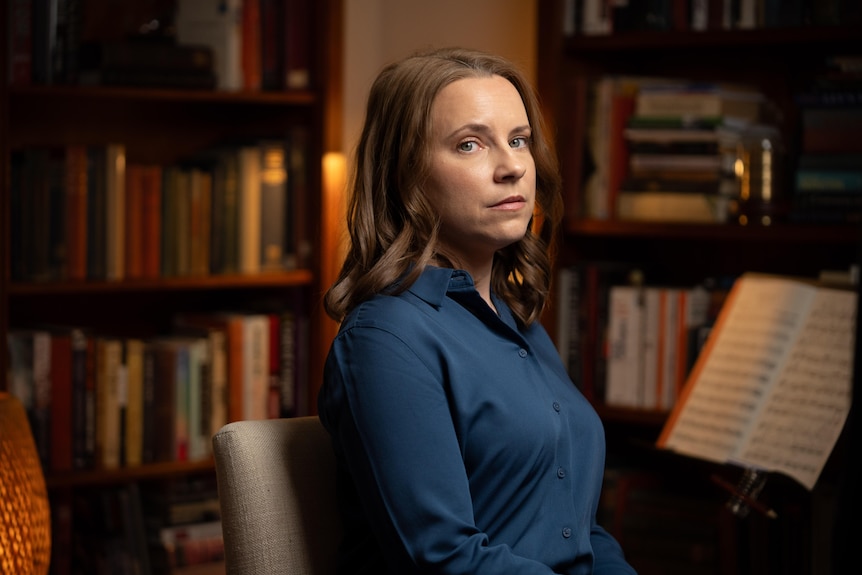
[242,0,262,90]
[50,333,74,472]
[141,165,163,279]
[125,164,145,279]
[267,314,281,418]
[284,0,311,89]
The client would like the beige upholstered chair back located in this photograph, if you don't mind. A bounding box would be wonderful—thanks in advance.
[213,416,341,575]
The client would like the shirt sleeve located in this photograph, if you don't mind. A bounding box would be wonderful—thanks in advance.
[321,324,561,575]
[588,524,639,575]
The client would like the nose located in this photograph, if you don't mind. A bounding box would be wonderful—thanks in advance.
[494,147,527,183]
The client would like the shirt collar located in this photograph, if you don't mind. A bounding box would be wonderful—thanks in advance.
[405,265,469,308]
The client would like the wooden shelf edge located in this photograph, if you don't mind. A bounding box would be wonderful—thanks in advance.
[564,218,861,243]
[8,270,314,295]
[594,404,669,427]
[565,25,862,53]
[8,84,317,106]
[46,458,215,489]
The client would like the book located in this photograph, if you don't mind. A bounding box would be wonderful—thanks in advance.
[259,140,288,271]
[50,331,74,472]
[124,164,146,279]
[635,83,764,124]
[141,164,164,279]
[175,0,243,91]
[7,329,53,469]
[95,337,123,469]
[241,0,262,91]
[238,145,262,274]
[7,0,32,85]
[616,190,730,223]
[284,0,311,89]
[104,143,126,281]
[123,338,145,467]
[657,273,858,490]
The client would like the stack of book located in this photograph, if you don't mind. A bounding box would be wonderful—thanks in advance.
[78,38,217,89]
[616,81,765,223]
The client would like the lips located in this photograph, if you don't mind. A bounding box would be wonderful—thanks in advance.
[491,195,527,208]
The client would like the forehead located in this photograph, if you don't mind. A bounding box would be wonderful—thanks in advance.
[430,75,528,128]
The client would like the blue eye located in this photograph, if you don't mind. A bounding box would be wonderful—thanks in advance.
[511,136,530,149]
[458,141,478,152]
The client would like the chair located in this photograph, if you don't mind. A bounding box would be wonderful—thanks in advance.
[212,416,342,575]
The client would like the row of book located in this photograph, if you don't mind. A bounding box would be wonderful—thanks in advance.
[51,477,225,575]
[6,307,309,474]
[567,0,859,36]
[585,74,773,223]
[791,56,862,224]
[9,128,309,283]
[555,262,728,410]
[7,0,311,92]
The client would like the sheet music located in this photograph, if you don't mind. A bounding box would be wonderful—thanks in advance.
[735,287,855,489]
[661,276,856,490]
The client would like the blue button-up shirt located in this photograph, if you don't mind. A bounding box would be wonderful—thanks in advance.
[319,266,637,575]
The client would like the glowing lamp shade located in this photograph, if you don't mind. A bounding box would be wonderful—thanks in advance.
[0,392,51,575]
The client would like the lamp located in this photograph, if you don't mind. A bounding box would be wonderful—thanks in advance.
[0,392,51,575]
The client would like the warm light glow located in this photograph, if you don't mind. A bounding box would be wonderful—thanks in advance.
[760,146,772,202]
[321,152,349,343]
[322,152,348,274]
[0,393,51,575]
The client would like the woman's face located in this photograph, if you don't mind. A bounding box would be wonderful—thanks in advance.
[425,74,536,266]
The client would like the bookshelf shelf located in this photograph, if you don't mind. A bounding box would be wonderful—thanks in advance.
[7,270,314,295]
[564,25,862,53]
[45,459,216,490]
[8,84,318,106]
[566,219,861,244]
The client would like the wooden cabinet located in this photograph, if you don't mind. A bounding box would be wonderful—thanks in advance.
[1,1,342,572]
[537,2,860,574]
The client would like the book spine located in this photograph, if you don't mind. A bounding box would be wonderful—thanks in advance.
[259,141,287,270]
[50,333,74,472]
[284,0,311,89]
[8,0,33,85]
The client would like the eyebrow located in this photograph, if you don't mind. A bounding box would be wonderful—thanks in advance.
[446,123,532,140]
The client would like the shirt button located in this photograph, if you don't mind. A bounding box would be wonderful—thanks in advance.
[518,348,527,358]
[562,527,572,539]
[553,402,561,412]
[557,467,566,479]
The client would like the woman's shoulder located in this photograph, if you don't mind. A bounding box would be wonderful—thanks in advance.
[339,291,434,334]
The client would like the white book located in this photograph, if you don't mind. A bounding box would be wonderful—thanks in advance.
[242,314,270,421]
[605,285,644,408]
[658,289,681,410]
[641,287,661,410]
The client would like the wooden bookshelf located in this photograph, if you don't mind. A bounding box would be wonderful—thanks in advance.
[1,1,342,572]
[538,1,861,574]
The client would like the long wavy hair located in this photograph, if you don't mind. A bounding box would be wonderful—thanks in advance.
[324,47,562,327]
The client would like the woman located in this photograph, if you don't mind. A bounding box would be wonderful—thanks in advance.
[319,47,636,575]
